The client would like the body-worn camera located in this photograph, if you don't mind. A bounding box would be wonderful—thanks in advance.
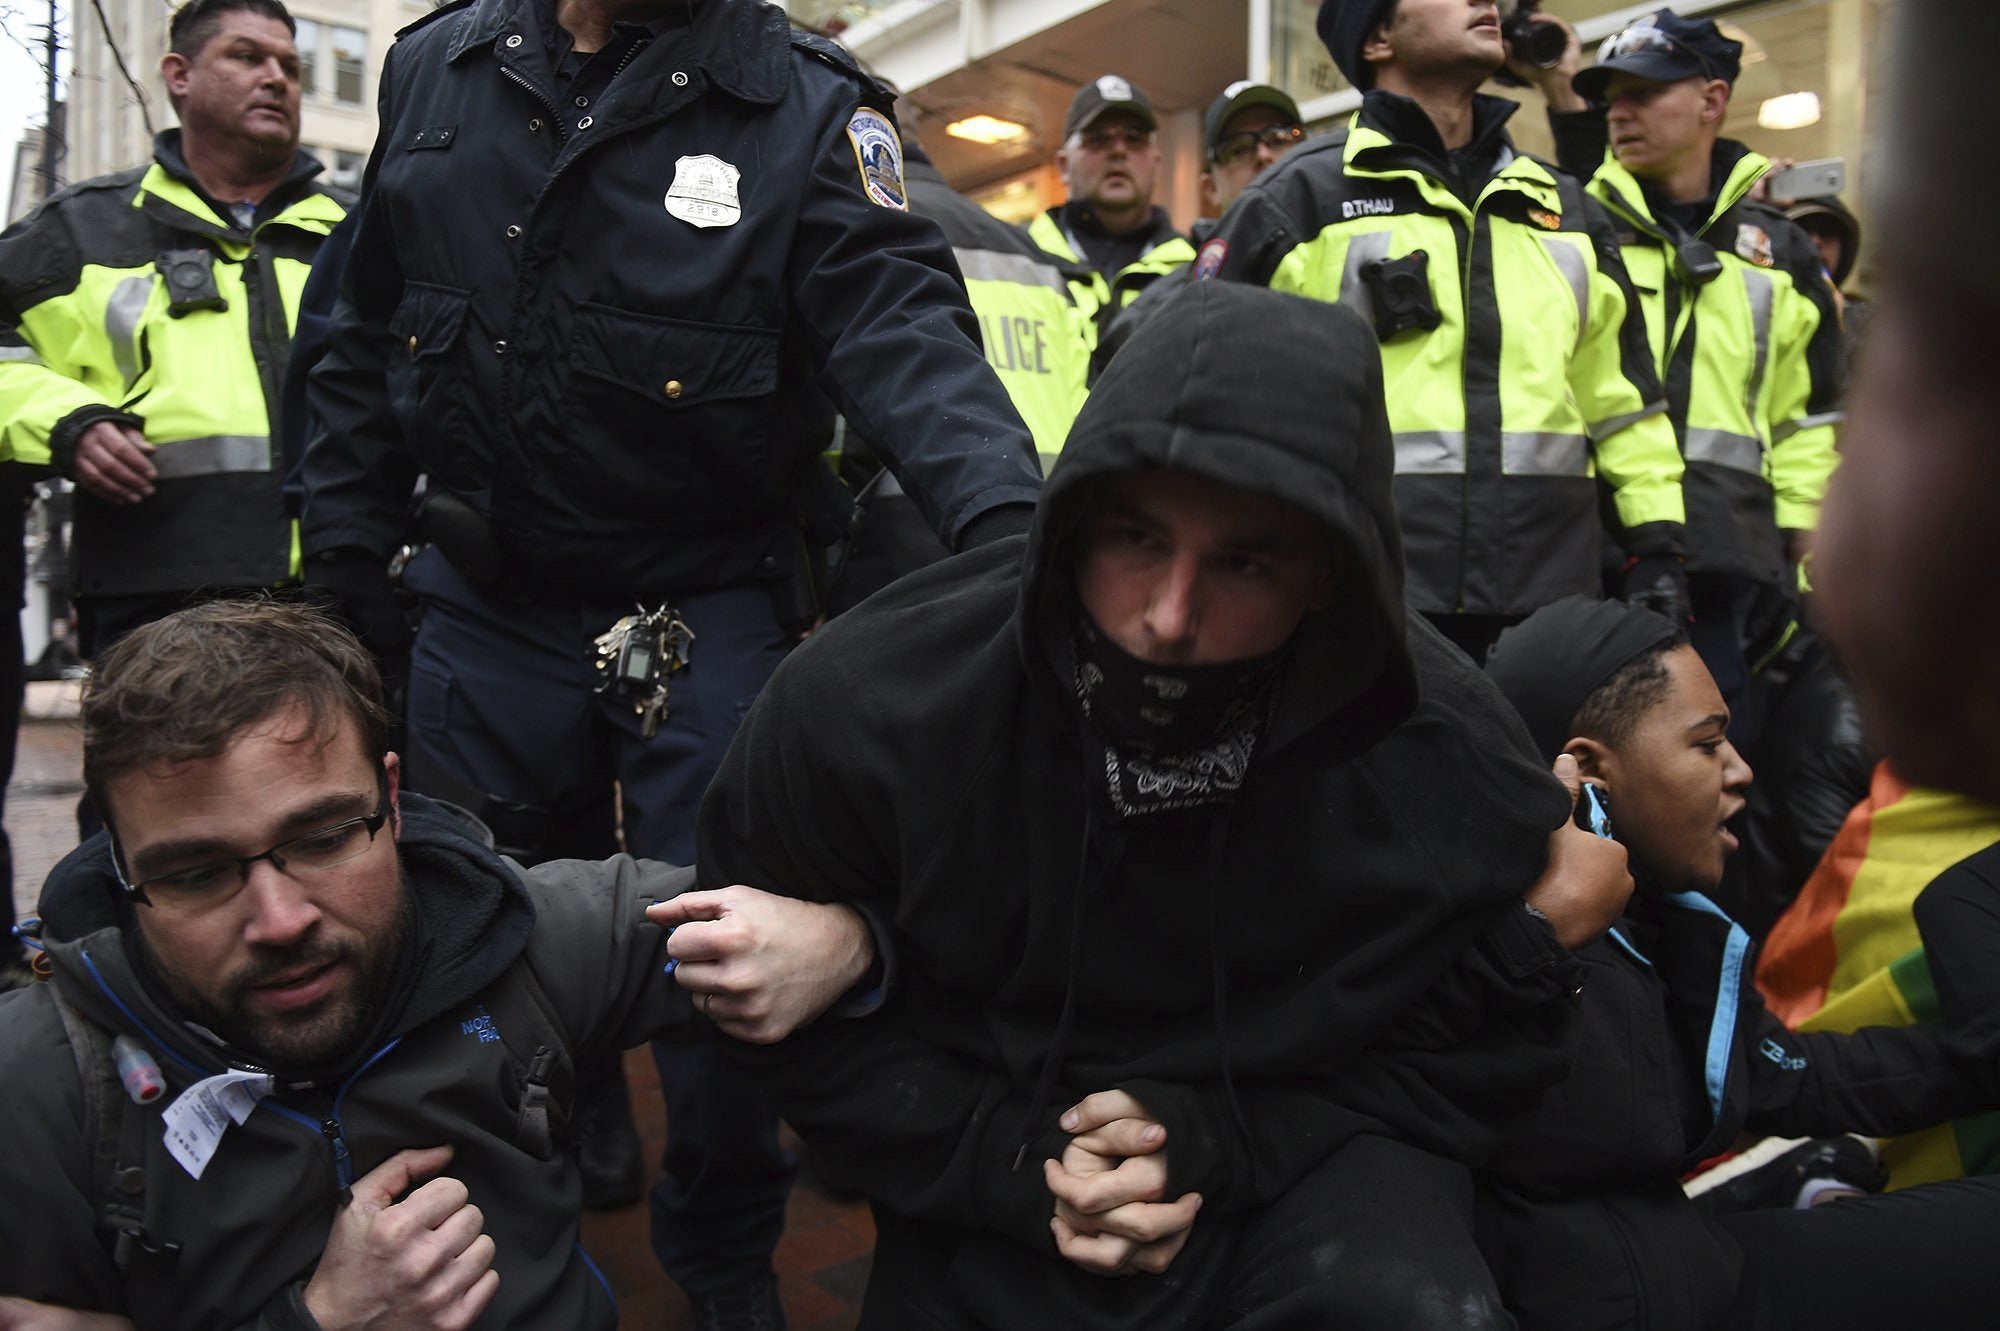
[1501,0,1568,70]
[1360,251,1443,340]
[155,248,227,318]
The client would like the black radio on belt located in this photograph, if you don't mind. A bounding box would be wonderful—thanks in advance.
[155,248,228,317]
[1361,250,1443,340]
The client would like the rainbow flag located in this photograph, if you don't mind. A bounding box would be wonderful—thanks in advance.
[1755,763,2000,1188]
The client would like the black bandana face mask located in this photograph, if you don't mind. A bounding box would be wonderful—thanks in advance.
[1072,612,1288,817]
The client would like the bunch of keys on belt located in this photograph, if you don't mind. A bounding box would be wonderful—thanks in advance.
[591,605,695,738]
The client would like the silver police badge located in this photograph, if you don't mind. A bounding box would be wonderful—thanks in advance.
[665,154,742,228]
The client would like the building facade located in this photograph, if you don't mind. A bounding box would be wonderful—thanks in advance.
[64,0,432,189]
[804,0,1891,268]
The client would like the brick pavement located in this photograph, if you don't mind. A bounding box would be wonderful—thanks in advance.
[5,689,872,1330]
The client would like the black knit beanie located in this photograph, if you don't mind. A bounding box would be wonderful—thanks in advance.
[1318,0,1399,90]
[1483,597,1684,764]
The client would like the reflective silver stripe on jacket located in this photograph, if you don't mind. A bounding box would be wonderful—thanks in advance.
[0,345,45,364]
[1337,231,1395,328]
[1539,236,1590,350]
[104,275,154,393]
[1740,270,1776,425]
[1502,431,1590,476]
[150,434,272,479]
[1770,410,1845,443]
[953,247,1070,293]
[1684,428,1763,475]
[1393,430,1465,474]
[1587,404,1662,442]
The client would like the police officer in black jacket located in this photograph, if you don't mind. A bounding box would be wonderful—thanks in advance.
[299,0,1042,1322]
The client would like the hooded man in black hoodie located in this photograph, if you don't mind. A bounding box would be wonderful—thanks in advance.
[673,281,1633,1327]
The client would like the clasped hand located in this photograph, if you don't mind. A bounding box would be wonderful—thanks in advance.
[1043,1090,1202,1278]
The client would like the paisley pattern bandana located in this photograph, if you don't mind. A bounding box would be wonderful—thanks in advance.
[1072,613,1286,817]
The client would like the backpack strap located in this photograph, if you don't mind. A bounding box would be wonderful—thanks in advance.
[53,997,177,1281]
[480,956,576,1160]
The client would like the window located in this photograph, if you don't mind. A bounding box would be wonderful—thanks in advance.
[293,18,367,105]
[295,18,320,99]
[332,26,366,104]
[328,149,365,192]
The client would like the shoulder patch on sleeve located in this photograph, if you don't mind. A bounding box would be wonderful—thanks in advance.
[846,107,907,211]
[1193,237,1228,281]
[1735,223,1775,268]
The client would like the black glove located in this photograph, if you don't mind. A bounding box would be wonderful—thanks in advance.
[307,547,413,658]
[1621,553,1692,624]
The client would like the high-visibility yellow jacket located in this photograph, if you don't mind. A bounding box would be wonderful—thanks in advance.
[908,163,1089,468]
[1588,145,1843,582]
[0,132,347,600]
[1209,93,1686,618]
[1028,207,1196,351]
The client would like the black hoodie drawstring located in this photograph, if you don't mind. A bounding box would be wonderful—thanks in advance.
[1014,814,1128,1171]
[1203,813,1261,1199]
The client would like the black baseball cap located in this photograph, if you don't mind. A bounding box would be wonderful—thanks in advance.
[1573,10,1744,102]
[1203,81,1303,158]
[1062,75,1158,142]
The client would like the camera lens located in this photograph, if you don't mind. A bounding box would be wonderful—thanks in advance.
[1381,271,1427,313]
[1523,21,1567,67]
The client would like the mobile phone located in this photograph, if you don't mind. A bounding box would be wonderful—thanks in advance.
[1764,158,1845,203]
[1573,781,1613,839]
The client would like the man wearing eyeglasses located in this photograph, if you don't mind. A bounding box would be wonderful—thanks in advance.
[1204,0,1691,664]
[1085,81,1308,384]
[0,600,876,1327]
[1028,75,1197,346]
[1523,11,1844,759]
[1200,82,1307,221]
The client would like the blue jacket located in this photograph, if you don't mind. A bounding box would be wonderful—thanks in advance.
[301,0,1039,601]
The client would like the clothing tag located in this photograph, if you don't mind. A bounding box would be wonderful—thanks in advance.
[665,154,742,228]
[161,1070,276,1180]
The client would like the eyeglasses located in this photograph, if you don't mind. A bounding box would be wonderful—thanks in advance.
[1211,122,1305,167]
[1596,25,1715,81]
[1076,125,1154,153]
[114,770,391,912]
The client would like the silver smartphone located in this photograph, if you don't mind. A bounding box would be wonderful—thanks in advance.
[1764,158,1846,202]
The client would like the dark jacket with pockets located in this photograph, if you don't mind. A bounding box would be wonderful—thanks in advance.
[301,0,1040,603]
